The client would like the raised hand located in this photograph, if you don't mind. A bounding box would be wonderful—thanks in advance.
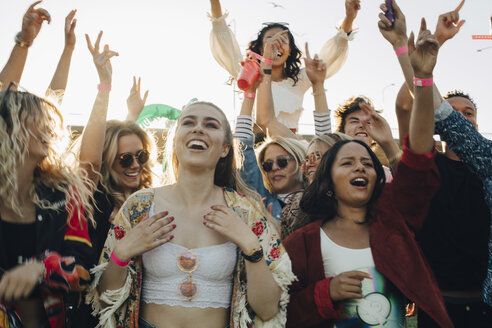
[204,205,260,252]
[64,10,77,49]
[304,42,327,85]
[126,76,149,121]
[262,30,289,61]
[434,0,465,47]
[113,211,176,262]
[329,270,372,301]
[85,31,119,85]
[359,103,394,146]
[409,18,440,78]
[0,261,45,302]
[345,0,361,20]
[378,0,407,48]
[18,1,51,46]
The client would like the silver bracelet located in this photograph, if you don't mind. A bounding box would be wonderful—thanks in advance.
[311,88,327,96]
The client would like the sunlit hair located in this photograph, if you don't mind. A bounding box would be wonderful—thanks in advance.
[0,89,94,225]
[443,90,478,112]
[163,101,270,218]
[100,120,155,211]
[247,23,302,85]
[300,140,386,222]
[334,96,375,133]
[308,132,352,150]
[256,136,307,194]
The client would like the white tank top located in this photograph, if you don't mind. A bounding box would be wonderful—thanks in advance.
[141,205,238,308]
[320,228,375,278]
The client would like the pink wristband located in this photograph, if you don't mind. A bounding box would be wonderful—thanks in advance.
[244,92,256,99]
[97,84,111,92]
[413,77,433,87]
[110,251,130,267]
[247,51,273,65]
[395,45,408,56]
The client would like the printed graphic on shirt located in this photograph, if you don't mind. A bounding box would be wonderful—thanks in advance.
[335,267,406,328]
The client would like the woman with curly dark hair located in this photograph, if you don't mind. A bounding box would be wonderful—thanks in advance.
[209,0,361,131]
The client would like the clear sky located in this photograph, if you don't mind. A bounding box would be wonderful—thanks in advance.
[2,0,491,138]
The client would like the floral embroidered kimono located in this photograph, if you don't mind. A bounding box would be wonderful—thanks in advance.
[87,187,295,328]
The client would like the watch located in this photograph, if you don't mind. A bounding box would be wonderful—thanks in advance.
[241,246,264,263]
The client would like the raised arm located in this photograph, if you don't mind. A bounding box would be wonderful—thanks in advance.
[0,1,50,89]
[304,43,332,136]
[318,0,360,79]
[79,31,118,187]
[208,0,243,78]
[46,9,77,104]
[434,0,465,48]
[256,30,298,138]
[408,18,439,153]
[378,0,413,92]
[234,77,283,221]
[359,103,401,168]
[125,76,149,122]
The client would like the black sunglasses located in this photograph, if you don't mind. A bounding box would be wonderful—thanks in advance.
[261,156,294,172]
[117,149,149,168]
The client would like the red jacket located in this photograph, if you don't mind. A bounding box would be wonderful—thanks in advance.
[284,144,454,328]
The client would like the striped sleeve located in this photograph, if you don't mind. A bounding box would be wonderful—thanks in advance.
[234,115,254,140]
[313,112,331,136]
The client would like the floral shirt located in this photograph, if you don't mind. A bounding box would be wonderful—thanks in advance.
[88,187,295,328]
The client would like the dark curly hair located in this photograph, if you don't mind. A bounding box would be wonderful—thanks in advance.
[443,90,478,112]
[247,23,302,86]
[334,96,375,133]
[300,139,386,222]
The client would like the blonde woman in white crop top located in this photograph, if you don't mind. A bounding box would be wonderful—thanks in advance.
[89,101,296,328]
[209,0,361,131]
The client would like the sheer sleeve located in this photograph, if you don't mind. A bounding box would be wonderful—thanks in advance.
[319,23,358,79]
[208,12,243,79]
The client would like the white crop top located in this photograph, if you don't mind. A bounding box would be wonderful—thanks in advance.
[320,228,374,278]
[141,205,238,308]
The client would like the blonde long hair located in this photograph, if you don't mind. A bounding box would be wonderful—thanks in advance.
[0,89,94,225]
[163,101,270,218]
[100,120,155,211]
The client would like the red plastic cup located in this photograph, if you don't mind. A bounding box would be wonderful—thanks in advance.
[237,60,261,91]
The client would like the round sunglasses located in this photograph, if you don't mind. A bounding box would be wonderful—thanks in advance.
[261,156,295,172]
[177,250,199,300]
[117,149,149,168]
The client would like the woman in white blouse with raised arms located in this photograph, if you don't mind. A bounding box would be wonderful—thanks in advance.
[209,0,360,131]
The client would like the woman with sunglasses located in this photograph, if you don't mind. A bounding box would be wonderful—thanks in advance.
[209,0,360,131]
[89,100,295,328]
[282,20,454,327]
[0,84,94,327]
[71,32,153,327]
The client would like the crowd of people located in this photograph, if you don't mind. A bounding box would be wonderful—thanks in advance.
[0,0,491,327]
